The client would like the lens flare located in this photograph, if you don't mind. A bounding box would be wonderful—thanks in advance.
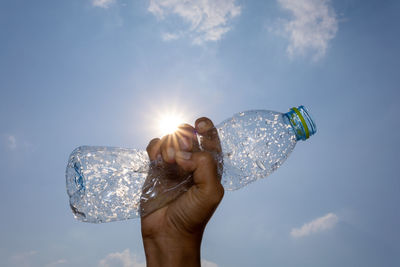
[158,113,186,136]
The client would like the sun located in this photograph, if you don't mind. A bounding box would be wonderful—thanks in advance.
[157,112,187,136]
[145,101,192,137]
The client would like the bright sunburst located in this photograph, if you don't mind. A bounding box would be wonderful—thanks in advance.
[145,101,192,137]
[157,112,187,136]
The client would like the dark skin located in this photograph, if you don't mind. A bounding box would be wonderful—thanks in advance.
[141,117,224,267]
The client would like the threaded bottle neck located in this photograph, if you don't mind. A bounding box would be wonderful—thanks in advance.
[284,106,317,141]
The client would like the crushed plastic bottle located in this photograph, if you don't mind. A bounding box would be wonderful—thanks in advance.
[66,106,316,223]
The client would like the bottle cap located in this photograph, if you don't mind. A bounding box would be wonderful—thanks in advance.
[285,105,317,141]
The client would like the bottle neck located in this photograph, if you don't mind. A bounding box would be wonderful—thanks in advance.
[284,106,317,141]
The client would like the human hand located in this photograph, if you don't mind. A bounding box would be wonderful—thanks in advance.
[140,117,224,267]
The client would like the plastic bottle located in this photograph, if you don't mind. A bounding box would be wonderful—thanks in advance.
[66,106,316,223]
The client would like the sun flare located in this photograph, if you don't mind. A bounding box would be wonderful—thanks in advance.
[158,113,186,136]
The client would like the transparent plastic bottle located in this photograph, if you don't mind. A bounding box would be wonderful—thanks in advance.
[66,106,316,223]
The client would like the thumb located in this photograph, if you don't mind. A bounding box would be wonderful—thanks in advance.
[176,151,224,201]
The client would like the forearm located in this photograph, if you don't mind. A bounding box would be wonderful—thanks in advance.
[143,235,202,267]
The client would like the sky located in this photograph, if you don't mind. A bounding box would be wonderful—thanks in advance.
[0,0,399,266]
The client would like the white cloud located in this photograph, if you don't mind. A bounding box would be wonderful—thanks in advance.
[98,249,145,267]
[162,32,181,41]
[92,0,116,8]
[148,0,241,44]
[7,135,17,150]
[291,213,338,238]
[276,0,338,60]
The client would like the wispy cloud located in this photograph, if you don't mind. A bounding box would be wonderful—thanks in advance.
[45,259,67,267]
[291,213,338,238]
[98,249,145,267]
[148,0,241,44]
[275,0,338,60]
[7,135,17,150]
[10,250,38,267]
[2,134,34,152]
[162,32,181,41]
[92,0,116,9]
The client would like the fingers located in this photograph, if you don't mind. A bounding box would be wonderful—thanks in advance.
[147,135,181,164]
[195,117,222,153]
[146,138,161,161]
[178,124,202,153]
[151,124,200,164]
[176,152,222,190]
[147,117,220,164]
[175,151,224,204]
[160,134,178,164]
[176,124,195,152]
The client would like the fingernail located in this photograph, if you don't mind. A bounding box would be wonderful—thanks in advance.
[176,151,192,160]
[197,121,207,131]
[167,147,175,161]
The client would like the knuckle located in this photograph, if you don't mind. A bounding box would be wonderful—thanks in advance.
[160,135,170,150]
[178,126,195,139]
[146,138,160,152]
[178,123,194,130]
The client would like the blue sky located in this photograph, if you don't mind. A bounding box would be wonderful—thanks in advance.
[1,0,399,266]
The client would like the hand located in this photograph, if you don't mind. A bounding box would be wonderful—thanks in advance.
[140,117,224,267]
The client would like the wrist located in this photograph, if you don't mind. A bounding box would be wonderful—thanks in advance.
[143,233,202,267]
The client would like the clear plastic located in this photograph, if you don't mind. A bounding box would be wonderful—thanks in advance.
[66,107,316,223]
[66,147,149,223]
[218,110,297,190]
